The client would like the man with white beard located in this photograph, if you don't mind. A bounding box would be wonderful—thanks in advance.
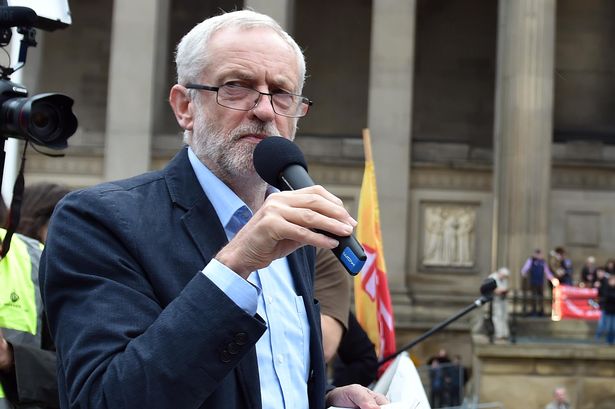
[40,9,388,409]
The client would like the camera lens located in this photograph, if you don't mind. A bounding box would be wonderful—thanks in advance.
[0,91,77,149]
[32,108,51,128]
[29,101,60,140]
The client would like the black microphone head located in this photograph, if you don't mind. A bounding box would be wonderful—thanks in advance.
[253,136,308,188]
[480,278,498,296]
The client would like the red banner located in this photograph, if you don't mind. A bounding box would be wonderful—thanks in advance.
[552,286,601,321]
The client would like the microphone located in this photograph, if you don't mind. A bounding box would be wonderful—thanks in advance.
[379,278,497,366]
[253,136,366,275]
[480,277,497,298]
[0,6,37,28]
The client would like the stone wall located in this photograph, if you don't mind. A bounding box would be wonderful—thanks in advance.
[474,337,615,409]
[554,0,615,141]
[412,0,497,148]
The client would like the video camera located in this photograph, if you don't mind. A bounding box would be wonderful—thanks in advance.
[0,0,76,258]
[0,0,77,150]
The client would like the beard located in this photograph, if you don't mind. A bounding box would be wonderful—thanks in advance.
[189,109,295,184]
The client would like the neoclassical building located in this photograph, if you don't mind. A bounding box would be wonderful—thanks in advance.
[14,1,615,407]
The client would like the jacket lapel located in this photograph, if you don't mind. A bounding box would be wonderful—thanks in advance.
[163,148,262,408]
[164,147,228,264]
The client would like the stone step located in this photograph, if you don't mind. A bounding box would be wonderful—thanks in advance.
[393,298,486,331]
[512,316,598,340]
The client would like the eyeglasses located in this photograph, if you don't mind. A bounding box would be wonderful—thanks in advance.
[185,83,313,118]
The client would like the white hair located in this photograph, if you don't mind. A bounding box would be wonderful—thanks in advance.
[498,267,510,276]
[175,9,306,92]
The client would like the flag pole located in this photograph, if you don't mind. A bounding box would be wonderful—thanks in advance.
[362,128,373,163]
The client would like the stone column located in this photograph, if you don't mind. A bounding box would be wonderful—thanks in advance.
[104,0,170,180]
[367,1,417,295]
[244,0,295,32]
[493,0,556,288]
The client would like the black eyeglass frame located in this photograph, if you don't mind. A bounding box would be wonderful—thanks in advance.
[185,83,313,118]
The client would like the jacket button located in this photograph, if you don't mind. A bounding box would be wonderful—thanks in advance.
[234,332,248,345]
[220,350,232,363]
[228,342,240,355]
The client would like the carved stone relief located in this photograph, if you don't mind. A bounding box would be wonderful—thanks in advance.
[422,204,476,267]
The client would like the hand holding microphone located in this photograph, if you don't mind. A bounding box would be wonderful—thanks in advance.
[253,136,366,275]
[216,136,366,278]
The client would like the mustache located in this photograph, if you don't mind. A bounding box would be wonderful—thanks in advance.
[229,122,282,141]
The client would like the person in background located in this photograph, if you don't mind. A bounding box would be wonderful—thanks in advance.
[331,312,378,387]
[313,248,378,388]
[40,10,386,409]
[604,259,615,276]
[446,355,469,407]
[597,274,615,345]
[314,247,350,363]
[521,249,557,317]
[489,267,510,340]
[549,247,573,286]
[580,256,597,288]
[593,268,609,341]
[1,183,69,409]
[17,183,71,243]
[545,386,571,409]
[427,349,451,408]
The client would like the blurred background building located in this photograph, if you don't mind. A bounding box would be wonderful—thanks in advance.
[10,0,615,407]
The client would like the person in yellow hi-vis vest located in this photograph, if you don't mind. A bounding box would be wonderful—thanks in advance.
[0,229,58,409]
[0,183,68,409]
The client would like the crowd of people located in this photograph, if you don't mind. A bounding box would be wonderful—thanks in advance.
[484,246,615,345]
[484,244,615,347]
[546,247,614,291]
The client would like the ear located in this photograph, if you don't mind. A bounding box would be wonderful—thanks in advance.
[169,84,194,131]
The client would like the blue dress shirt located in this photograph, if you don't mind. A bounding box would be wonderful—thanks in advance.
[188,148,310,409]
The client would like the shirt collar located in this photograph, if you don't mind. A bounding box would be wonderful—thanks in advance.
[187,147,249,230]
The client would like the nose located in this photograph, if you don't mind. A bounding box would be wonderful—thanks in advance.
[250,93,276,122]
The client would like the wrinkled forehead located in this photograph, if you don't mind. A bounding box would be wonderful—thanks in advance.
[204,26,301,87]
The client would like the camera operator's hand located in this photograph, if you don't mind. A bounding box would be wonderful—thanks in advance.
[216,185,356,279]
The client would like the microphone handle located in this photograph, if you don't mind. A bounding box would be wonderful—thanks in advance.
[279,165,366,275]
[327,232,366,275]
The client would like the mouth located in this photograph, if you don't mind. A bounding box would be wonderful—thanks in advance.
[238,134,268,144]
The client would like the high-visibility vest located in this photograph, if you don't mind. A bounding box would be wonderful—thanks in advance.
[0,230,43,406]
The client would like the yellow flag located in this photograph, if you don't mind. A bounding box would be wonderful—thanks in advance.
[354,129,396,359]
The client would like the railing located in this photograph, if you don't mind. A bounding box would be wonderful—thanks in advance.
[415,362,506,409]
[485,287,554,344]
[416,362,467,409]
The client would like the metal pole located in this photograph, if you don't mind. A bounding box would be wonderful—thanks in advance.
[1,27,24,207]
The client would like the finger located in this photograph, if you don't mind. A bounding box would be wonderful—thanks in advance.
[268,190,355,227]
[285,208,354,238]
[262,216,340,249]
[296,184,344,207]
[370,391,390,405]
[345,386,381,409]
